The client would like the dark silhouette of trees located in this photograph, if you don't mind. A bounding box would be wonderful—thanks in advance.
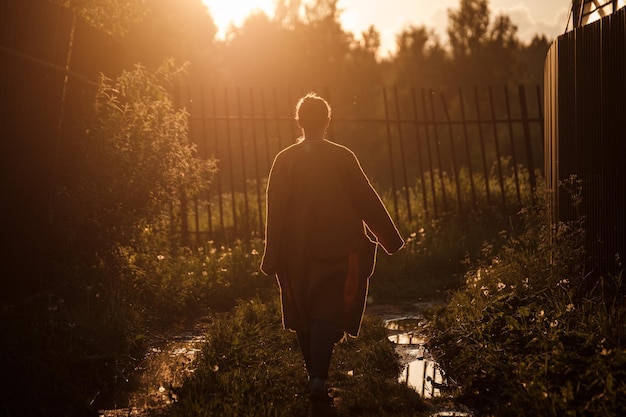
[392,25,449,89]
[122,0,217,71]
[58,0,549,91]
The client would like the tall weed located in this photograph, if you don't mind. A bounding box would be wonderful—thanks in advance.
[429,179,626,416]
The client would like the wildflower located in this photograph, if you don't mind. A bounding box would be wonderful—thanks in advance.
[157,254,165,261]
[550,320,559,328]
[566,303,575,312]
[202,271,208,277]
[410,232,417,239]
[251,249,259,256]
[497,282,506,291]
[481,286,489,296]
[187,271,195,276]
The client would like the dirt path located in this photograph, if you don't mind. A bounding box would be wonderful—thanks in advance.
[98,301,445,416]
[98,318,211,416]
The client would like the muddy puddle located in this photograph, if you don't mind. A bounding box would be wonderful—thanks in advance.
[385,315,446,398]
[99,324,208,417]
[379,305,472,417]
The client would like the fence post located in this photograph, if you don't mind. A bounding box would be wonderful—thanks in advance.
[504,86,522,206]
[248,88,264,237]
[236,88,251,237]
[393,86,413,223]
[211,88,225,236]
[411,88,429,219]
[518,85,537,197]
[488,86,506,207]
[429,89,449,212]
[383,87,400,220]
[421,89,439,217]
[459,88,478,208]
[474,87,492,205]
[440,92,463,212]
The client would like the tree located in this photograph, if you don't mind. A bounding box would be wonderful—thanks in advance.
[391,25,448,88]
[274,0,302,29]
[446,0,526,86]
[54,60,216,269]
[447,0,490,60]
[122,0,217,70]
[51,0,146,37]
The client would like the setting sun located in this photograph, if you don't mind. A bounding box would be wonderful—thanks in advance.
[202,0,275,38]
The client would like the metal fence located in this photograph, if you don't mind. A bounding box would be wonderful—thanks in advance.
[544,5,626,277]
[180,84,544,243]
[1,0,123,291]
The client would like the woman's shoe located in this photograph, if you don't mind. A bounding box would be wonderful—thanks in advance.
[309,377,331,403]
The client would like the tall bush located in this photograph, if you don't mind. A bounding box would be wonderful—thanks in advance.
[429,178,626,416]
[0,61,216,416]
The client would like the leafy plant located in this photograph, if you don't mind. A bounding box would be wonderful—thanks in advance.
[428,178,626,416]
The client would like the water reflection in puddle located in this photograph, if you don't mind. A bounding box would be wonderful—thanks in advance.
[385,316,447,398]
[99,331,207,416]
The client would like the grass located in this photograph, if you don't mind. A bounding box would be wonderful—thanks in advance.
[428,178,626,416]
[11,155,611,416]
[164,295,430,417]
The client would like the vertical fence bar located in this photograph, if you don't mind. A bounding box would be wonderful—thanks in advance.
[504,86,522,206]
[519,85,537,197]
[193,197,200,243]
[223,88,238,236]
[474,86,492,204]
[249,88,264,237]
[411,88,429,219]
[260,88,272,167]
[459,88,477,208]
[382,87,400,219]
[272,87,284,152]
[440,92,463,212]
[393,86,412,222]
[236,87,250,237]
[535,84,545,160]
[197,86,213,237]
[187,85,545,243]
[173,84,189,243]
[428,89,449,212]
[287,87,298,142]
[421,89,439,217]
[211,88,225,235]
[488,86,506,207]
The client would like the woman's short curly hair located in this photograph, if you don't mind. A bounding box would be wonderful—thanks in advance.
[295,92,331,131]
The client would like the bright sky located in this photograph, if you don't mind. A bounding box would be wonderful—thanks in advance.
[202,0,571,57]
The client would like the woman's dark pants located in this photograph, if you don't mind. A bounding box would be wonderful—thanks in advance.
[296,319,344,380]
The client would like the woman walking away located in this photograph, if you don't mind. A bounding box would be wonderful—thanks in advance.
[260,92,404,403]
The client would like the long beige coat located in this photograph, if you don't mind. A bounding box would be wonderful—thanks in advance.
[261,139,404,336]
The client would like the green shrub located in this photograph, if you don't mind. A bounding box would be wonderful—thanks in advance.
[429,178,626,416]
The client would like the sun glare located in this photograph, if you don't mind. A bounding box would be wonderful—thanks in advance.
[202,0,275,38]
